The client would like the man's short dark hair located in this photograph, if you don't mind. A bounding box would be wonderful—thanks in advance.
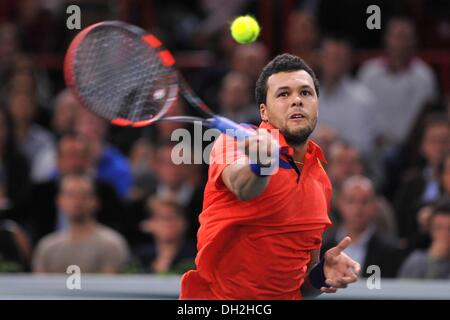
[255,53,319,106]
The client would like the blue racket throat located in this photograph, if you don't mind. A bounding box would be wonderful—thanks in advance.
[211,116,256,140]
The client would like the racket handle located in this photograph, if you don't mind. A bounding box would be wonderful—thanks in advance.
[211,116,256,140]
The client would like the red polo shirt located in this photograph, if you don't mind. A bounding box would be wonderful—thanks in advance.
[180,122,332,300]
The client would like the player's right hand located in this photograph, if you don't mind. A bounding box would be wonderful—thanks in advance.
[241,128,280,167]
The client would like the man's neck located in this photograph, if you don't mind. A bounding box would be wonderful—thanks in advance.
[69,219,96,240]
[386,54,412,72]
[291,142,308,164]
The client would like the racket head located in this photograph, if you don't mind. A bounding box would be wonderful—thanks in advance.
[64,21,179,127]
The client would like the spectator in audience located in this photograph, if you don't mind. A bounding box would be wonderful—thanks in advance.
[32,173,129,274]
[231,42,269,84]
[26,134,124,245]
[438,152,450,198]
[128,138,158,202]
[135,196,195,274]
[218,71,259,124]
[310,124,340,160]
[327,141,365,192]
[152,142,204,239]
[0,23,19,85]
[394,115,450,248]
[6,90,56,182]
[358,17,438,147]
[13,0,55,54]
[0,108,30,213]
[285,10,319,71]
[322,175,406,278]
[5,54,53,113]
[399,199,450,279]
[51,89,81,138]
[317,37,376,155]
[75,108,132,199]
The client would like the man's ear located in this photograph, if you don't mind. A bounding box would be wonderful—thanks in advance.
[260,103,268,122]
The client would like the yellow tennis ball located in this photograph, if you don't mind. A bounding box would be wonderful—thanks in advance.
[230,15,260,44]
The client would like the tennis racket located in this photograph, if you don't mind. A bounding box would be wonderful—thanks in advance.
[64,20,255,140]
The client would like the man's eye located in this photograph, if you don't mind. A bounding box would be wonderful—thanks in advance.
[278,92,288,97]
[301,90,311,96]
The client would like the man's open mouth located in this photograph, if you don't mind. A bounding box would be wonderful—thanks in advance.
[289,113,306,120]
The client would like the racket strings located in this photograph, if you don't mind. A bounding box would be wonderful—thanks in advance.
[73,26,175,122]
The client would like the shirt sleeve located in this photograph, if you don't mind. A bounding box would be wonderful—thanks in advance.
[208,134,247,189]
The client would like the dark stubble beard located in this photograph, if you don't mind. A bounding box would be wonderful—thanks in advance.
[69,212,92,225]
[281,121,316,147]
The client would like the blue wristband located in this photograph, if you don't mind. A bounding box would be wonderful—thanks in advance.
[309,258,330,289]
[249,163,276,177]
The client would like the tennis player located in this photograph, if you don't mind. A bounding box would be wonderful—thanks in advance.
[180,53,361,300]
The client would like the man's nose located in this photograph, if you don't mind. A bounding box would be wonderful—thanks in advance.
[292,94,303,107]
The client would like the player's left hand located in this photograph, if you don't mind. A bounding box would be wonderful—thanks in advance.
[321,236,361,293]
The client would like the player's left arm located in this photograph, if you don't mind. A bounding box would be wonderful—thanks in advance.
[301,237,361,297]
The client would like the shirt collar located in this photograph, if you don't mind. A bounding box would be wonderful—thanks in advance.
[258,121,327,164]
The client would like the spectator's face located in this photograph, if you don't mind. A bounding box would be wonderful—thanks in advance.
[219,74,251,112]
[233,44,269,81]
[75,109,108,142]
[58,138,91,175]
[441,156,450,194]
[156,146,187,189]
[421,124,450,168]
[328,146,364,185]
[338,184,377,232]
[286,12,317,50]
[310,125,339,159]
[58,177,98,223]
[0,24,18,62]
[145,203,187,243]
[385,20,416,60]
[7,93,35,124]
[430,213,450,245]
[320,41,351,81]
[261,70,318,145]
[53,92,81,135]
[8,71,35,95]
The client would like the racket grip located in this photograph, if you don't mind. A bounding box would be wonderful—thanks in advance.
[211,116,256,140]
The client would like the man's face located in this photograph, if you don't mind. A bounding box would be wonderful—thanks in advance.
[329,146,364,185]
[320,41,351,81]
[58,138,91,175]
[385,20,416,60]
[144,202,187,243]
[338,184,377,232]
[58,177,98,224]
[260,70,318,145]
[430,214,450,245]
[421,124,450,168]
[157,146,188,189]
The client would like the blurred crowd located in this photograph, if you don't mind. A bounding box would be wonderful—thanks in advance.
[0,0,449,280]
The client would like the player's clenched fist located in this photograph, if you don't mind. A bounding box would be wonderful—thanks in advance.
[240,129,280,168]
